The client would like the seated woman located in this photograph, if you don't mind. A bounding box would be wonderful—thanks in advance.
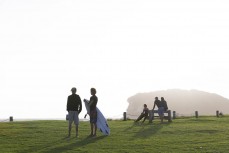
[135,104,149,123]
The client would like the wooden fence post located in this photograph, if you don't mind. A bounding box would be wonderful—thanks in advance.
[9,116,13,122]
[148,110,152,123]
[173,111,176,119]
[168,110,172,122]
[216,110,219,117]
[195,111,198,118]
[123,112,127,121]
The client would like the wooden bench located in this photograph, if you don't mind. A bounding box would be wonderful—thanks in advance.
[149,110,172,123]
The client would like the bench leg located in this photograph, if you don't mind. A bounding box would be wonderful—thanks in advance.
[149,110,153,123]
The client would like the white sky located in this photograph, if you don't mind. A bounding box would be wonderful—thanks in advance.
[1,0,229,119]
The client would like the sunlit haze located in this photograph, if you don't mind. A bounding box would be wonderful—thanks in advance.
[1,0,229,119]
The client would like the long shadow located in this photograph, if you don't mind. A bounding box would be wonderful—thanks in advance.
[125,121,172,139]
[122,123,136,132]
[19,135,107,153]
[133,123,162,139]
[42,135,107,153]
[18,138,64,153]
[45,135,107,153]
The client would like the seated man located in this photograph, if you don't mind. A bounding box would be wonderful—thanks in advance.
[135,104,149,123]
[152,97,164,123]
[161,97,168,111]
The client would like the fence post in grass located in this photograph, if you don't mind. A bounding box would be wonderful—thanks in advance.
[123,112,127,121]
[216,110,219,117]
[173,111,176,119]
[149,110,153,123]
[9,116,13,122]
[195,111,198,118]
[168,110,172,122]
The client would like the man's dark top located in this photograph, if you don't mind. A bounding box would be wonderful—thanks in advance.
[154,99,163,108]
[161,100,168,111]
[67,94,82,112]
[89,95,98,111]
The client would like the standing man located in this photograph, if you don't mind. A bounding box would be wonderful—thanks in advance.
[67,87,82,138]
[89,88,98,137]
[152,97,164,123]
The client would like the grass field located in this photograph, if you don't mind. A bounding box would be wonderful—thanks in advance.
[0,116,229,153]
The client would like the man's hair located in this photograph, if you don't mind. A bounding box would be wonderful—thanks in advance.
[91,88,96,94]
[71,87,77,93]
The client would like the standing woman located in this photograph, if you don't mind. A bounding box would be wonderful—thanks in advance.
[89,88,98,137]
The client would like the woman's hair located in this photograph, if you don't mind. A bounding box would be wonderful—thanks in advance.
[144,104,147,107]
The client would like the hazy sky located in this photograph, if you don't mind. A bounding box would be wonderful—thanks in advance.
[1,0,229,119]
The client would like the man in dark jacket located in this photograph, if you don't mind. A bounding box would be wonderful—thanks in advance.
[67,87,82,138]
[161,97,168,111]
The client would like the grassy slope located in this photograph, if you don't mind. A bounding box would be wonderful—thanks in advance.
[0,116,229,153]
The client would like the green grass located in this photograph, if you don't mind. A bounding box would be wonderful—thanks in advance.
[1,116,229,153]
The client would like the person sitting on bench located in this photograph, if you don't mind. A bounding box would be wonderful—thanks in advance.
[152,97,164,123]
[135,104,149,123]
[161,97,168,111]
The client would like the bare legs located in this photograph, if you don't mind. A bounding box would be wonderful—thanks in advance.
[160,114,164,124]
[68,121,78,138]
[68,121,72,137]
[75,125,79,137]
[135,114,144,122]
[90,123,97,137]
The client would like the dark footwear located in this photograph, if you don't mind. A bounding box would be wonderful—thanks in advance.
[92,134,97,138]
[87,134,93,138]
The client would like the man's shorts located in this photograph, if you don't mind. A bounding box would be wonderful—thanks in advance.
[158,107,165,116]
[90,110,97,123]
[68,111,79,125]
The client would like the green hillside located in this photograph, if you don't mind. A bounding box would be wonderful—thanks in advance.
[0,116,229,153]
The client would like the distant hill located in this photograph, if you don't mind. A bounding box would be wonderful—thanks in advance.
[126,89,229,118]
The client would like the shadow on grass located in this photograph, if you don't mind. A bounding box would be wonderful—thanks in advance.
[122,122,137,132]
[19,135,107,153]
[44,135,107,153]
[125,121,172,139]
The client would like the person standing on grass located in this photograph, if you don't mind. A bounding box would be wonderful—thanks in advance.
[135,104,149,123]
[88,88,98,137]
[152,97,164,123]
[66,87,82,138]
